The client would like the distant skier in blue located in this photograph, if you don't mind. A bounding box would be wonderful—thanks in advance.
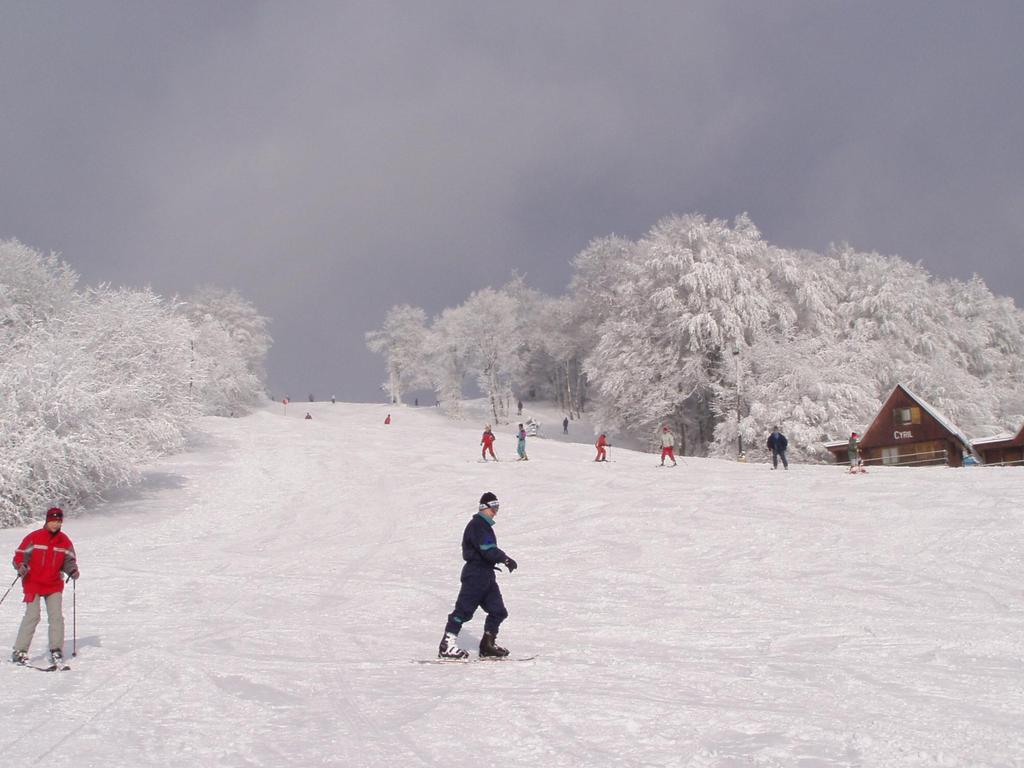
[766,426,789,470]
[438,492,518,660]
[516,423,529,461]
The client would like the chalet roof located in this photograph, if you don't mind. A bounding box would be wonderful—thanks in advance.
[823,439,850,450]
[971,423,1024,448]
[972,432,1015,446]
[895,384,974,451]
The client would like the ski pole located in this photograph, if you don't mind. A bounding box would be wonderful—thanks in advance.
[66,573,77,657]
[72,576,77,657]
[0,574,20,607]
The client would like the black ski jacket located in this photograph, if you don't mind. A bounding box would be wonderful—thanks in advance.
[461,514,508,572]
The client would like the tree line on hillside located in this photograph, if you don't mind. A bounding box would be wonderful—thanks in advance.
[0,239,272,527]
[367,213,1024,460]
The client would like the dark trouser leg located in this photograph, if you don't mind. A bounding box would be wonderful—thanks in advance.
[481,581,508,635]
[445,574,489,635]
[780,450,788,469]
[772,451,779,468]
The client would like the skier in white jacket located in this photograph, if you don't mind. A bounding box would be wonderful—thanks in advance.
[659,426,677,466]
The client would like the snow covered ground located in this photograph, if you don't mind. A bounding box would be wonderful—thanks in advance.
[2,401,1022,767]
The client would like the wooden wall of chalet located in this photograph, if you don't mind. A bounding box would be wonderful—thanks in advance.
[859,386,965,467]
[975,426,1024,466]
[979,445,1024,465]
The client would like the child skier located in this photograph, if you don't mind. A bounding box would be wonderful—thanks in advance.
[659,426,677,466]
[10,507,79,668]
[516,424,528,461]
[438,492,518,660]
[595,433,608,462]
[481,425,498,461]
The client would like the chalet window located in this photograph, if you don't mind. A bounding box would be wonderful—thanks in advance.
[893,406,921,426]
[881,446,900,465]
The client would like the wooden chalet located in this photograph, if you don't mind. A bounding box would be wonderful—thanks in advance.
[824,384,973,468]
[971,425,1024,466]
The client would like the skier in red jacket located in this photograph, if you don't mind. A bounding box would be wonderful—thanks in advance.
[10,507,79,668]
[595,434,609,462]
[481,425,498,461]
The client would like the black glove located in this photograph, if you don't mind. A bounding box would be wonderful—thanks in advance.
[69,569,80,581]
[504,557,518,573]
[16,564,28,578]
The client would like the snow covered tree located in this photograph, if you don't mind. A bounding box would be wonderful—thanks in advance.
[585,214,781,454]
[182,286,272,386]
[448,287,526,423]
[365,305,430,405]
[422,305,475,417]
[369,213,1024,460]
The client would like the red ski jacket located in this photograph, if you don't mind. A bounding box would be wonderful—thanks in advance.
[481,431,495,447]
[12,528,77,602]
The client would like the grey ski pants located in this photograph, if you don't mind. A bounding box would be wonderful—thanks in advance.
[13,593,64,653]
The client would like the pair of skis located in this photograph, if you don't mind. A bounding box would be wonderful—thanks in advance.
[415,654,537,665]
[12,660,71,672]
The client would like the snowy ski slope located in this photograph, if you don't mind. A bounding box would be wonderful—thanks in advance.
[1,402,1022,767]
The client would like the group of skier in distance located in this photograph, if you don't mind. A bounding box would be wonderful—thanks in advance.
[477,422,793,470]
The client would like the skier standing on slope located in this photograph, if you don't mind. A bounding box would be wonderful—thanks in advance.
[10,507,79,668]
[595,433,609,462]
[659,426,678,466]
[563,417,569,435]
[481,425,498,461]
[516,424,529,461]
[848,432,865,473]
[766,427,789,470]
[438,492,518,660]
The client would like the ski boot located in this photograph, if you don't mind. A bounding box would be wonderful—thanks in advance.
[479,631,509,658]
[49,649,65,669]
[11,649,28,666]
[438,632,469,660]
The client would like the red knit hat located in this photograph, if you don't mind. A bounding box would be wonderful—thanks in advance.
[46,507,64,522]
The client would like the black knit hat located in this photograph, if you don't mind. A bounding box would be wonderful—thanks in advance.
[479,491,498,510]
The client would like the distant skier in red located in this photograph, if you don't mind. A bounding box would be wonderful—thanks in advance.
[595,433,608,462]
[481,425,498,461]
[384,413,391,425]
[659,426,677,466]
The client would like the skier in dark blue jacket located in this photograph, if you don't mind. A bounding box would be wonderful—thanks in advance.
[438,491,518,659]
[766,427,789,470]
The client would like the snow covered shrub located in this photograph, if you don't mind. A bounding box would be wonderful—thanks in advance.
[0,283,194,526]
[0,239,77,346]
[0,242,274,527]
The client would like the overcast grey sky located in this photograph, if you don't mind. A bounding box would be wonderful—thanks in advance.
[3,1,1022,401]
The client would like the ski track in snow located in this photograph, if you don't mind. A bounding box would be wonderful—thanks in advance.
[2,402,1023,767]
